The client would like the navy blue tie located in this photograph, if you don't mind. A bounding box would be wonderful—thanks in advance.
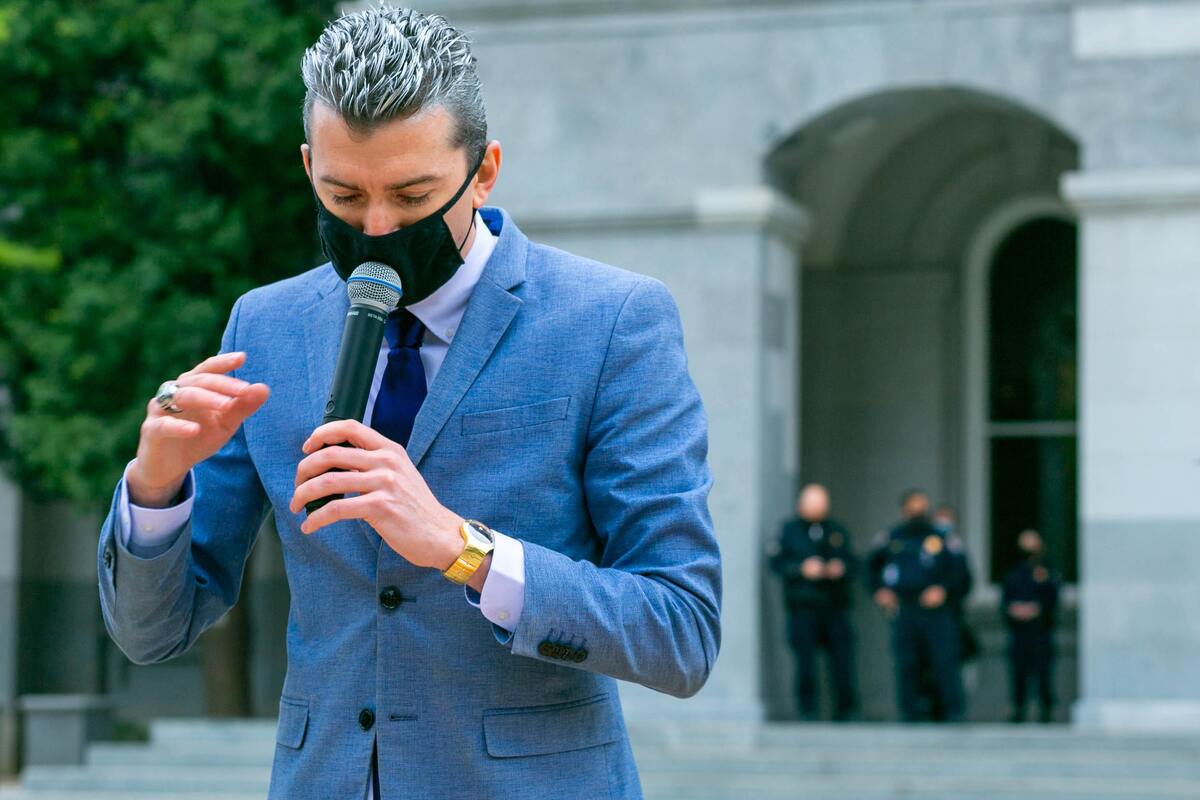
[370,309,427,448]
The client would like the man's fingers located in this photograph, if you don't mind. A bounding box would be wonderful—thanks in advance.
[205,383,270,431]
[300,495,369,534]
[183,351,247,377]
[295,445,377,487]
[302,419,394,454]
[146,415,201,438]
[224,382,270,423]
[290,470,383,514]
[170,385,236,414]
[179,372,249,397]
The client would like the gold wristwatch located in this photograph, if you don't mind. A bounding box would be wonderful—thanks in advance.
[442,519,496,585]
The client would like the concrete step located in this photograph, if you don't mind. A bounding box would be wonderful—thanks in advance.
[631,721,1200,753]
[86,742,276,767]
[12,719,1200,799]
[88,739,1200,780]
[142,718,1200,752]
[148,719,274,745]
[1,796,262,800]
[640,773,1200,800]
[18,765,269,794]
[633,750,1200,780]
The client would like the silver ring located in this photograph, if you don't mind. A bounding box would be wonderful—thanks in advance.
[155,380,183,414]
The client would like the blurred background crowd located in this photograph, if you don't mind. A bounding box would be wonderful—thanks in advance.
[770,483,1061,725]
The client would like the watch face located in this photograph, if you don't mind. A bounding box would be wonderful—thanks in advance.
[466,520,494,544]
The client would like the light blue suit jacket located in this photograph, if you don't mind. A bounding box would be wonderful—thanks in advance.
[97,207,722,799]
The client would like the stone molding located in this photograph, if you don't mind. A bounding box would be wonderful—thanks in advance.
[1073,2,1200,60]
[1061,168,1200,214]
[1074,699,1200,731]
[514,186,810,243]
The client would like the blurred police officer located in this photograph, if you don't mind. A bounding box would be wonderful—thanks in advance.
[769,483,858,721]
[924,504,977,721]
[868,489,968,722]
[1002,529,1061,723]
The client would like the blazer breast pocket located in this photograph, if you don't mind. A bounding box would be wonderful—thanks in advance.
[461,396,570,436]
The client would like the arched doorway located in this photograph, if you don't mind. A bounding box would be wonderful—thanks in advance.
[765,86,1080,721]
[983,217,1078,584]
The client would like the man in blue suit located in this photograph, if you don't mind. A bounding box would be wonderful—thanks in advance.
[97,6,721,799]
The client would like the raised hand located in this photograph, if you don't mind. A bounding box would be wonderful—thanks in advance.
[127,352,270,507]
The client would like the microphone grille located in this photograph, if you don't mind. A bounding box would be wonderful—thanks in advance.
[346,262,402,311]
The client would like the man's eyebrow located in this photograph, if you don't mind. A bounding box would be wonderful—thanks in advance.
[318,174,439,191]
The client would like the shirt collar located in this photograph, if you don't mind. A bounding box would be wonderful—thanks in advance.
[404,211,495,344]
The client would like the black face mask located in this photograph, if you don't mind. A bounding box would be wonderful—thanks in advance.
[313,151,483,306]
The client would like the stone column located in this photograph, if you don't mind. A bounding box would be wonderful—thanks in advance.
[1063,168,1200,729]
[519,187,809,722]
[0,408,20,772]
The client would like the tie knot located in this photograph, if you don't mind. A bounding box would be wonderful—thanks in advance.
[385,309,425,349]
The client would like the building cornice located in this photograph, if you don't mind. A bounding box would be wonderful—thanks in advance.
[1062,168,1200,214]
[513,186,809,244]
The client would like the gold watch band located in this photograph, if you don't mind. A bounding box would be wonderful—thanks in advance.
[442,519,496,585]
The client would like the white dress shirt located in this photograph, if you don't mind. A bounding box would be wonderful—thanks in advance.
[119,212,526,637]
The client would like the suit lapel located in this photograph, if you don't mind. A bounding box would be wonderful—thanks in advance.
[406,208,529,467]
[405,281,521,466]
[300,269,348,433]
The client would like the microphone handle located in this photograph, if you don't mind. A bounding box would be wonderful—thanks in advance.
[305,303,389,515]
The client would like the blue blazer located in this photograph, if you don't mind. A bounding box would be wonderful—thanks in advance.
[98,207,722,799]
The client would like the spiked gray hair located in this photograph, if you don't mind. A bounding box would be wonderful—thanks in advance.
[301,5,487,163]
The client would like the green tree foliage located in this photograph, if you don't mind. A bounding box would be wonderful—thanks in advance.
[0,0,332,509]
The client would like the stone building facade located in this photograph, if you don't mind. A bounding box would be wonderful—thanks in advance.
[3,0,1199,762]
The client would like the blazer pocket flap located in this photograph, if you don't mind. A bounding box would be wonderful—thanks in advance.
[276,697,309,750]
[461,396,570,436]
[483,693,619,758]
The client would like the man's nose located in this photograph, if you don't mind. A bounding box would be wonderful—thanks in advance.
[362,203,399,236]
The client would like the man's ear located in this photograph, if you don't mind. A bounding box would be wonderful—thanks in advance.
[471,141,502,208]
[301,143,313,183]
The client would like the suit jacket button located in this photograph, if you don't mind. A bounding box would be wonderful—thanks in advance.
[379,586,403,611]
[359,708,375,731]
[572,648,588,663]
[538,641,555,658]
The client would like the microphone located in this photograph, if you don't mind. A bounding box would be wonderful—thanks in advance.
[304,262,402,514]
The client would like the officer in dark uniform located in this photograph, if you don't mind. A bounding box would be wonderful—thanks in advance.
[867,489,968,722]
[932,504,977,660]
[769,483,858,721]
[922,504,977,722]
[1002,528,1061,723]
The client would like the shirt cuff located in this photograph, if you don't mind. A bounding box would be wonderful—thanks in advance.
[463,531,525,633]
[118,461,195,557]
